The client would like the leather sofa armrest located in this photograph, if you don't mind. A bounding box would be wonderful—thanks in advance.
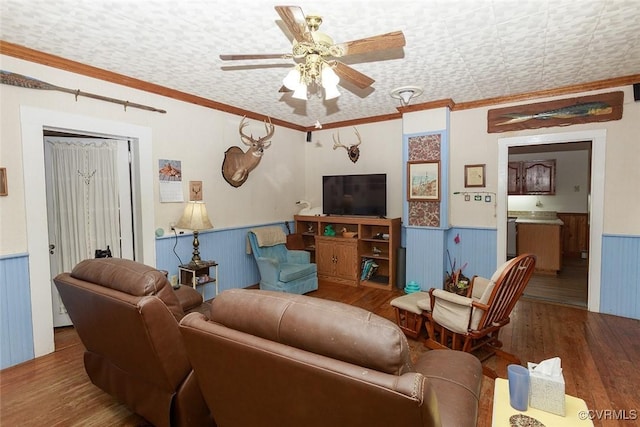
[414,350,482,427]
[173,285,204,311]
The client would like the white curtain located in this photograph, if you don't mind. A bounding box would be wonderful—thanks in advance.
[47,139,121,272]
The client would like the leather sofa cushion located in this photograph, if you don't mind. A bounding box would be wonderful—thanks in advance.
[209,289,414,375]
[71,258,185,321]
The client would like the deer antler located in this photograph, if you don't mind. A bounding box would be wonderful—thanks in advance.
[332,132,347,151]
[261,117,274,149]
[332,127,361,150]
[239,116,275,148]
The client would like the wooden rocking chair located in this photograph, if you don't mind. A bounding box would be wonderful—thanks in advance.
[423,253,536,378]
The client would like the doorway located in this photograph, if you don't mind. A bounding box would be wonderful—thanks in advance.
[20,106,155,358]
[507,141,591,307]
[497,129,606,314]
[44,132,136,327]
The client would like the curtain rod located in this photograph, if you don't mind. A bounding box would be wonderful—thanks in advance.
[1,70,166,114]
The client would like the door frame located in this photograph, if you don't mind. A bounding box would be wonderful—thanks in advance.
[44,136,135,327]
[20,106,155,358]
[497,129,606,313]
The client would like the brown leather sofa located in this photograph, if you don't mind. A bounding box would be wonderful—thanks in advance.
[53,258,215,427]
[179,289,483,427]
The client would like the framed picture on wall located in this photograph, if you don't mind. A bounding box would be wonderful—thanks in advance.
[407,161,440,201]
[464,164,486,188]
[0,168,7,196]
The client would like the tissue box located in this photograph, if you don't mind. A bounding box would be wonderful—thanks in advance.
[528,362,566,416]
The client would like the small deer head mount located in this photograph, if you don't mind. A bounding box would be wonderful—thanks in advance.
[221,116,275,187]
[332,127,361,163]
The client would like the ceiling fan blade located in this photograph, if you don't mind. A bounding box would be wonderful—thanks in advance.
[335,31,406,56]
[220,53,288,60]
[274,5,312,43]
[332,61,375,89]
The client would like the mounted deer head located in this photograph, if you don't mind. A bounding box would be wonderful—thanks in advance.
[221,116,275,187]
[332,127,361,163]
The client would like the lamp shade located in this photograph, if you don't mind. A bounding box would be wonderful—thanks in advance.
[292,84,308,100]
[283,68,301,91]
[321,65,339,88]
[324,84,340,100]
[176,201,213,231]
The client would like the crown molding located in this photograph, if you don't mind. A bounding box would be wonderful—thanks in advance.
[2,40,638,131]
[0,40,306,131]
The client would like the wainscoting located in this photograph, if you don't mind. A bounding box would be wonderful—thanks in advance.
[600,234,640,319]
[404,226,497,291]
[0,253,34,369]
[154,222,286,300]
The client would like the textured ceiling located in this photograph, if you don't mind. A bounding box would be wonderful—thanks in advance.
[2,0,639,128]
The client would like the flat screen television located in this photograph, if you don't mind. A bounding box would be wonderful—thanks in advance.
[322,173,387,217]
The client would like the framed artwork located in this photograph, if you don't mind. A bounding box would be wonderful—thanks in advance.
[189,180,202,201]
[465,164,486,188]
[0,168,7,196]
[407,160,440,201]
[487,91,623,133]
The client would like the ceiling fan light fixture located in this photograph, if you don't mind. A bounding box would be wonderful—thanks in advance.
[321,63,340,99]
[292,84,308,100]
[283,67,302,90]
[324,84,341,100]
[321,64,339,87]
[390,85,424,106]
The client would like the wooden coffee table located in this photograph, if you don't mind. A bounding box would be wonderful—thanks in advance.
[492,378,594,426]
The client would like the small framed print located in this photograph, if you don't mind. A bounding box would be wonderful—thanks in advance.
[0,168,7,196]
[464,164,486,188]
[407,161,440,201]
[189,181,202,201]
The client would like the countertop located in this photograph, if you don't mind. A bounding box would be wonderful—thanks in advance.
[515,218,564,225]
[509,210,564,226]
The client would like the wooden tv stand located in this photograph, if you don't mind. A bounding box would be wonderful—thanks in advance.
[294,215,401,290]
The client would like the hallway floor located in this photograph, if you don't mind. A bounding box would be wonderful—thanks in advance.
[522,256,588,308]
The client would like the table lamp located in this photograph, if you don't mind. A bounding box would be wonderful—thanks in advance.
[176,201,213,267]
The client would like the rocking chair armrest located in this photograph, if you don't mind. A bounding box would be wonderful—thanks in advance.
[431,288,473,306]
[430,289,474,335]
[471,300,489,311]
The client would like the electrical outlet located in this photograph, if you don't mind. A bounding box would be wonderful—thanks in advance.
[169,222,176,231]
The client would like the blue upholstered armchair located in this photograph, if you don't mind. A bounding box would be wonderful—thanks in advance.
[247,227,318,294]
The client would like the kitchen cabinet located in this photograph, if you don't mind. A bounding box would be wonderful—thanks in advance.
[508,160,556,195]
[557,213,589,258]
[516,220,563,274]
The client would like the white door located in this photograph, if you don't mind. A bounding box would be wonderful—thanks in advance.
[44,136,134,327]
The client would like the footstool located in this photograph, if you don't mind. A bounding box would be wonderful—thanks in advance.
[390,291,430,339]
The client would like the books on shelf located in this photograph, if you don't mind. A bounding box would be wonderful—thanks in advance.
[360,258,379,281]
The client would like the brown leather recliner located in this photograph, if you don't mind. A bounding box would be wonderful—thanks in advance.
[179,289,482,427]
[53,258,215,427]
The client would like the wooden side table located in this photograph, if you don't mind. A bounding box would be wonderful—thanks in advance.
[179,260,218,297]
[492,378,593,426]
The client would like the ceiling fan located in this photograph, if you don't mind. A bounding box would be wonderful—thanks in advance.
[219,5,406,99]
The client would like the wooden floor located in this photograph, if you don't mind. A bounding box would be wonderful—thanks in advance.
[2,281,638,427]
[523,256,589,308]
